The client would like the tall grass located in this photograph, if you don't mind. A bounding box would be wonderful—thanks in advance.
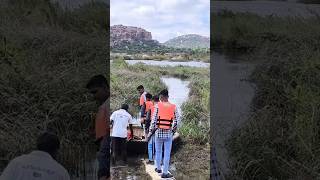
[212,11,320,179]
[0,0,109,177]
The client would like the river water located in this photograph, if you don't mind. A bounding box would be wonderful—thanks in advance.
[211,52,256,179]
[125,60,210,68]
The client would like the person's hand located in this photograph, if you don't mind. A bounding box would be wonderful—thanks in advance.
[146,132,152,142]
[128,134,133,141]
[140,117,145,124]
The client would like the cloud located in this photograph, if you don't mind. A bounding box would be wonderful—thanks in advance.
[110,0,210,43]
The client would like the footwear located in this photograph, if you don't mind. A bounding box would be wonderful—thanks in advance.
[146,160,154,164]
[155,168,162,173]
[161,173,173,178]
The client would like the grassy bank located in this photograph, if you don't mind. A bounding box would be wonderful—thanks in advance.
[111,48,210,63]
[111,59,210,177]
[212,11,320,179]
[0,0,108,175]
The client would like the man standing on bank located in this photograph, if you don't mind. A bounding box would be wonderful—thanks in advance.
[148,89,179,179]
[110,104,134,165]
[86,75,110,180]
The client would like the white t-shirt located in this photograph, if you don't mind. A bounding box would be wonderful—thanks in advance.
[110,109,133,138]
[0,151,70,180]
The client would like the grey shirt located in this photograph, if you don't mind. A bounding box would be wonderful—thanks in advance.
[0,151,70,180]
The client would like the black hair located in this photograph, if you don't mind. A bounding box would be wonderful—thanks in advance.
[121,104,129,111]
[153,95,159,102]
[159,89,169,97]
[86,75,109,89]
[36,132,60,156]
[146,93,152,100]
[137,85,144,90]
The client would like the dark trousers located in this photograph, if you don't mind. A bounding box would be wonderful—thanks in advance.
[111,137,127,164]
[97,135,110,178]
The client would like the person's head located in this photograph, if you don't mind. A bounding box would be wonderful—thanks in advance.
[153,95,159,103]
[86,75,109,104]
[159,89,169,102]
[121,104,129,111]
[137,85,144,95]
[146,93,152,101]
[36,132,60,159]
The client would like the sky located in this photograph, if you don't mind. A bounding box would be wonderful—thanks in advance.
[110,0,210,43]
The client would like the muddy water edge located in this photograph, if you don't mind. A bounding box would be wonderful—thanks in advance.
[212,51,256,179]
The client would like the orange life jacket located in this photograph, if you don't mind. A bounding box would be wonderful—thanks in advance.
[145,100,153,113]
[139,92,146,106]
[156,102,176,130]
[150,104,155,118]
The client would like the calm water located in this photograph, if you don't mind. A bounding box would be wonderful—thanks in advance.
[211,52,256,178]
[125,60,210,68]
[161,77,190,127]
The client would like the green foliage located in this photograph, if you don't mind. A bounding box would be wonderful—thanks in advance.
[180,76,210,144]
[163,34,210,49]
[0,0,108,174]
[214,12,320,179]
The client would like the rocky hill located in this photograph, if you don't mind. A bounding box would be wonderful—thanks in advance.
[163,34,210,49]
[111,25,158,48]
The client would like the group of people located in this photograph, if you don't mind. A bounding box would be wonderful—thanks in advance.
[138,85,180,178]
[108,85,179,179]
[0,75,180,180]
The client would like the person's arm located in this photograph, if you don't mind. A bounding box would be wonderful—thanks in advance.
[128,115,134,139]
[148,105,158,138]
[140,102,146,123]
[110,120,113,129]
[110,112,115,130]
[105,102,110,136]
[141,103,146,116]
[172,108,179,134]
[129,124,133,138]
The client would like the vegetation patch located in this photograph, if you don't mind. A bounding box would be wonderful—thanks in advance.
[212,11,320,179]
[0,0,108,175]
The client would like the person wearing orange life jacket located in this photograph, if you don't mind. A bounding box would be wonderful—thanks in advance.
[137,85,147,109]
[146,95,159,164]
[148,89,180,179]
[137,85,148,131]
[140,93,153,129]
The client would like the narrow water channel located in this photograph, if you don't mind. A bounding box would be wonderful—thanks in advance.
[125,60,210,68]
[211,52,256,178]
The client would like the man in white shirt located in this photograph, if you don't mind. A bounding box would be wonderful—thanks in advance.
[110,104,134,165]
[0,132,70,180]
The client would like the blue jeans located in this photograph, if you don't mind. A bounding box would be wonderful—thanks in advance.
[155,136,172,174]
[148,134,155,160]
